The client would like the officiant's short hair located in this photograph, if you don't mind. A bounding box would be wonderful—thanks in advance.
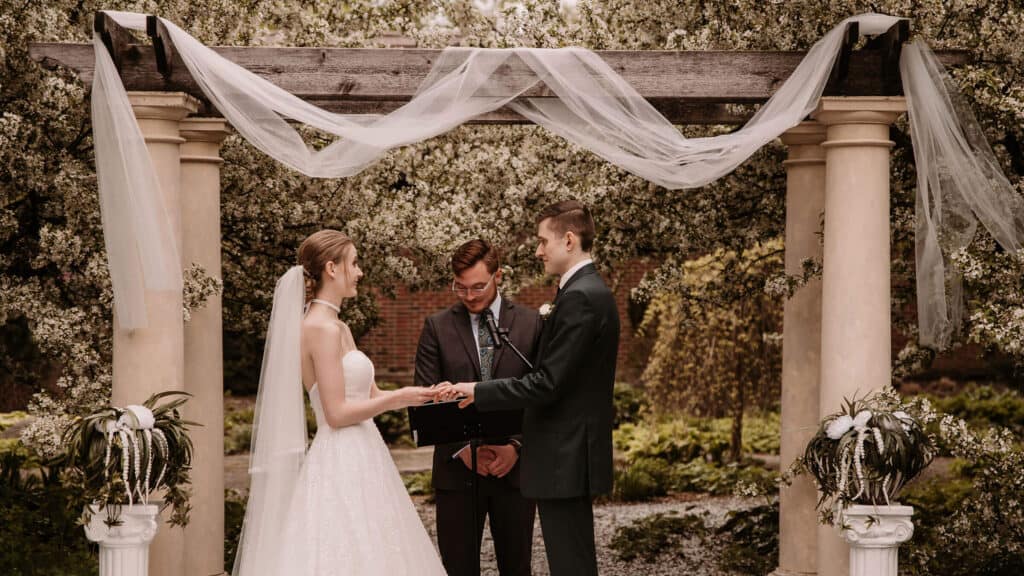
[451,239,501,275]
[537,200,595,252]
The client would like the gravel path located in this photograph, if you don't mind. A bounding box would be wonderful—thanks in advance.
[412,494,762,576]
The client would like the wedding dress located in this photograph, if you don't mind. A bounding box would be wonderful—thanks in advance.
[272,350,448,575]
[233,266,446,576]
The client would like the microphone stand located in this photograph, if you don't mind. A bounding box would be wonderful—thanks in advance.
[495,328,533,370]
[483,311,534,370]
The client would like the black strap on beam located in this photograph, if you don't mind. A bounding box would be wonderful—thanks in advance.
[824,21,859,96]
[146,15,174,79]
[866,20,911,96]
[93,11,138,72]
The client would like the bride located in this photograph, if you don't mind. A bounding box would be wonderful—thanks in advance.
[233,230,447,575]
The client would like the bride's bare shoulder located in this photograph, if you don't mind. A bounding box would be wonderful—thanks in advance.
[302,317,343,341]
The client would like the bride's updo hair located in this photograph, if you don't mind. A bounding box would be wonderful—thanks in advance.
[297,230,354,302]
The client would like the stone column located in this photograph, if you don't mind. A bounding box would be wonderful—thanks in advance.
[120,91,199,576]
[775,121,827,576]
[812,96,906,576]
[179,118,230,576]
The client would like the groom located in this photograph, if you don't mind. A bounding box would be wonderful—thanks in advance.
[439,200,620,576]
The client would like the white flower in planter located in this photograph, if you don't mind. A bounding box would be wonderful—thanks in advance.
[826,415,854,439]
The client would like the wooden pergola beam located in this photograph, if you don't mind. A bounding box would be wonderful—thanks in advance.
[29,42,971,125]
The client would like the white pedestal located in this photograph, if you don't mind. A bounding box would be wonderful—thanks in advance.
[840,504,914,576]
[84,504,160,576]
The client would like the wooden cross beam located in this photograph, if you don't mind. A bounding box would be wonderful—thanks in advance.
[29,25,969,125]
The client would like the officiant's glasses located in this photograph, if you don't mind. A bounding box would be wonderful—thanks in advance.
[452,273,495,297]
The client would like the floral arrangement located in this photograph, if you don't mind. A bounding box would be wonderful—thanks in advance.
[802,388,935,520]
[60,391,195,527]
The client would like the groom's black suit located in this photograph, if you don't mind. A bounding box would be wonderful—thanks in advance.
[475,264,619,576]
[415,298,541,576]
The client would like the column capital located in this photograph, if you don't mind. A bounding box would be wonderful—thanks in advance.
[782,121,827,166]
[812,96,906,127]
[180,118,230,144]
[780,121,827,147]
[180,118,230,165]
[127,92,201,122]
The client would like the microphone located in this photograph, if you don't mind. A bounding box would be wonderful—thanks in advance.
[481,309,503,349]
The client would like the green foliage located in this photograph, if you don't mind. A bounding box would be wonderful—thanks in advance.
[904,446,1024,574]
[402,470,433,497]
[59,391,195,527]
[901,468,1023,576]
[613,457,671,501]
[612,416,779,500]
[224,488,247,575]
[373,382,414,447]
[614,414,780,463]
[224,404,254,455]
[0,451,97,576]
[637,241,784,460]
[0,411,28,432]
[608,511,707,563]
[612,382,646,429]
[715,502,779,575]
[925,384,1024,436]
[670,459,778,497]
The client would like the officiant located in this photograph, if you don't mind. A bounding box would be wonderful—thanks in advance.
[415,239,541,576]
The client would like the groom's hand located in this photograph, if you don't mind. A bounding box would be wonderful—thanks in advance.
[433,382,476,407]
[451,382,476,408]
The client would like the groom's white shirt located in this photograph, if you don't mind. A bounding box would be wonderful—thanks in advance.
[560,258,594,289]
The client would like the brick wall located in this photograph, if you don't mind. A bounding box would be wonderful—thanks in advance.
[359,260,658,385]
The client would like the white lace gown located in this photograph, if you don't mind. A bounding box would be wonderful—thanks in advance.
[274,350,447,575]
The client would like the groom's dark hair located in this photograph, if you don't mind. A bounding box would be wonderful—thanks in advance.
[451,239,502,275]
[537,199,595,252]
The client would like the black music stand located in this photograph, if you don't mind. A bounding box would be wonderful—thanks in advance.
[408,400,522,574]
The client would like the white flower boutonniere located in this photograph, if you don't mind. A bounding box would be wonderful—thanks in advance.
[539,303,555,319]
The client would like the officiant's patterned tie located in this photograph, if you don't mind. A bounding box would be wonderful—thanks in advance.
[477,310,495,381]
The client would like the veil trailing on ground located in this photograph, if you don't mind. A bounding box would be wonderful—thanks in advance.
[94,11,1023,350]
[232,266,308,576]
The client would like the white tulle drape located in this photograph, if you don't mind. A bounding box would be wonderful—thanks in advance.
[901,40,1024,348]
[232,265,307,576]
[94,10,1024,348]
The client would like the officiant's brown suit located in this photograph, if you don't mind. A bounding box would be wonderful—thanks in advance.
[415,298,541,576]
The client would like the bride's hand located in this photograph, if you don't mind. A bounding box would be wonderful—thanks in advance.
[393,386,436,409]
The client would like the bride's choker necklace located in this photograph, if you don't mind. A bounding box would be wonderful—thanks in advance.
[309,299,341,314]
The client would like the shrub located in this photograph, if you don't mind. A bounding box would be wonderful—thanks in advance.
[402,470,434,497]
[224,405,254,455]
[224,489,247,574]
[613,457,671,501]
[670,459,778,496]
[716,502,779,575]
[0,450,97,576]
[614,414,780,465]
[612,382,646,429]
[608,511,708,563]
[925,384,1024,437]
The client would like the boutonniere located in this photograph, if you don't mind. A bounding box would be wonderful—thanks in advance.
[539,302,555,319]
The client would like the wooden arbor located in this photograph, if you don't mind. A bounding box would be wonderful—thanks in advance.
[30,14,968,576]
